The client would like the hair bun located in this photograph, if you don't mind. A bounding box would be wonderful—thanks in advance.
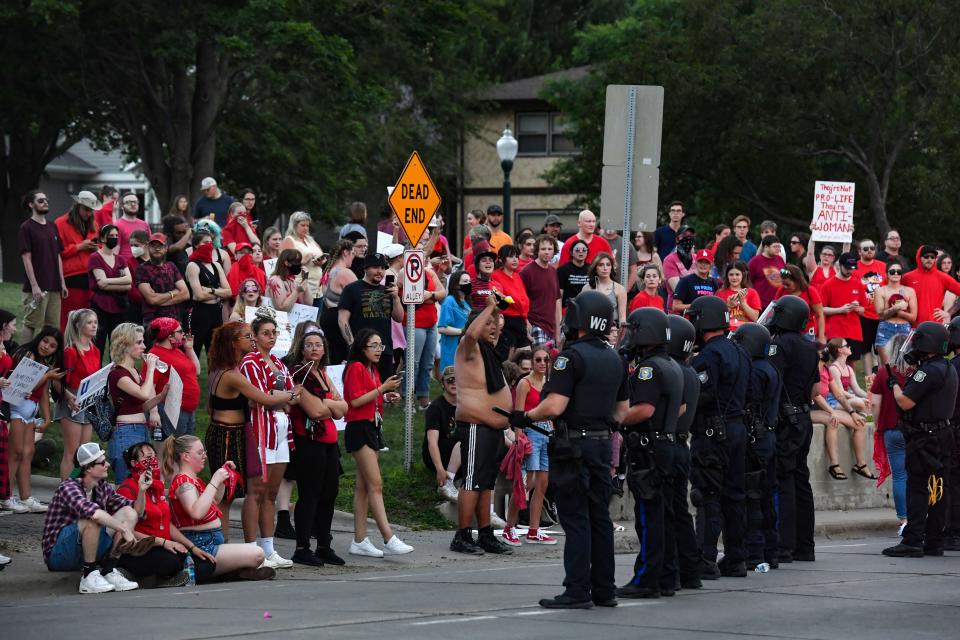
[254,306,277,322]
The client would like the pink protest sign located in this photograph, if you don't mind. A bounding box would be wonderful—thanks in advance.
[810,181,855,242]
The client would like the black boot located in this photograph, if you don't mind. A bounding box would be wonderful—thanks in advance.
[275,510,296,540]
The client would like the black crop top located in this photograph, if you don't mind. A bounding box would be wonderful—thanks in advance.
[209,371,248,412]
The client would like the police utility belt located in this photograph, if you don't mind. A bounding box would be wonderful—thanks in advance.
[781,402,810,425]
[573,428,611,440]
[906,419,951,435]
[694,415,726,439]
[744,408,775,437]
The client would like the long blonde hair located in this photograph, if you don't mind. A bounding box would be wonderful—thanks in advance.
[64,308,96,350]
[162,434,200,480]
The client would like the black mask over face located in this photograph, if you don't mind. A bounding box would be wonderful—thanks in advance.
[460,283,472,297]
[105,237,119,250]
[676,236,696,268]
[288,264,302,276]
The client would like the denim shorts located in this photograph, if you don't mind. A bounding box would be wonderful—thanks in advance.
[46,521,113,571]
[825,393,841,409]
[9,399,39,422]
[524,424,551,472]
[182,528,224,557]
[875,321,911,349]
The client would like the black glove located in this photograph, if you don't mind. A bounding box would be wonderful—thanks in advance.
[509,410,533,430]
[885,364,897,391]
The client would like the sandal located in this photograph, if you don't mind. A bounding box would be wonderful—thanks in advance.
[852,464,877,480]
[828,465,848,480]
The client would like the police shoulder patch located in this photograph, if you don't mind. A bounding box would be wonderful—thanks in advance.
[554,356,569,371]
[637,366,654,381]
[698,371,709,383]
[913,370,926,383]
[768,345,778,357]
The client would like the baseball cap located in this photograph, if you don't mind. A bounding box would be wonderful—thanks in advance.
[677,224,697,236]
[148,232,167,245]
[77,442,106,467]
[695,248,714,263]
[200,177,217,190]
[544,214,562,226]
[382,243,405,260]
[919,245,938,258]
[363,253,389,269]
[441,366,455,380]
[234,242,253,254]
[838,252,859,269]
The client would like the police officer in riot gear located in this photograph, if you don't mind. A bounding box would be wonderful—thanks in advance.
[883,321,958,557]
[662,314,703,592]
[615,308,684,599]
[944,316,960,550]
[687,295,751,578]
[732,322,782,569]
[517,291,630,608]
[764,295,825,563]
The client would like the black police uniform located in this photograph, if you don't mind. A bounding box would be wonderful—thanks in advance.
[768,332,819,561]
[542,335,629,604]
[621,348,684,595]
[946,353,960,548]
[897,355,958,552]
[690,335,751,573]
[743,355,782,567]
[662,361,703,589]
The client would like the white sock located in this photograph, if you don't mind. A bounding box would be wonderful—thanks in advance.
[260,537,274,556]
[446,472,455,482]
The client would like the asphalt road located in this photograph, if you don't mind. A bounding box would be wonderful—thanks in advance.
[3,535,960,639]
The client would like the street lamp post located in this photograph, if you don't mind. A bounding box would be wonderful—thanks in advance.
[496,125,518,234]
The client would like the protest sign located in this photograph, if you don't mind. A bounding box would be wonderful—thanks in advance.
[245,307,293,357]
[263,258,278,278]
[5,358,48,410]
[326,364,346,431]
[810,181,855,243]
[76,364,114,411]
[163,368,183,427]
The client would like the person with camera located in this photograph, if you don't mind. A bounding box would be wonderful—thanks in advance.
[615,307,684,599]
[882,321,958,557]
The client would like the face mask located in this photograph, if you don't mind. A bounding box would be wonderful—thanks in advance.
[131,457,160,479]
[131,246,144,258]
[677,237,696,256]
[288,264,302,276]
[460,283,472,297]
[170,336,184,349]
[105,237,119,250]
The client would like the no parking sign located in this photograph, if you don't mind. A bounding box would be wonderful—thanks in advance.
[402,250,425,304]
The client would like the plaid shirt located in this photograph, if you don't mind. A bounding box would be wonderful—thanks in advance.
[41,478,132,561]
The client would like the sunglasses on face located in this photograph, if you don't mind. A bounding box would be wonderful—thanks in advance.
[790,240,802,245]
[888,269,902,275]
[35,198,48,204]
[443,377,456,384]
[534,357,550,363]
[89,459,108,468]
[861,246,876,251]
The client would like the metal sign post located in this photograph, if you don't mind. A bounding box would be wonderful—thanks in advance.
[401,250,425,472]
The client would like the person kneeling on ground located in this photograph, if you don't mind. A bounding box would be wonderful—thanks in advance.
[164,435,275,582]
[41,442,154,594]
[423,366,462,503]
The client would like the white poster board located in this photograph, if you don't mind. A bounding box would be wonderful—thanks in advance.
[325,364,346,431]
[810,181,855,243]
[286,303,319,329]
[5,358,48,410]
[245,307,293,357]
[163,368,183,427]
[263,258,278,279]
[75,363,114,411]
[376,231,393,253]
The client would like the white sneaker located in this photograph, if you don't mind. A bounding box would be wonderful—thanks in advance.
[101,568,139,591]
[438,479,459,503]
[1,498,29,514]
[383,535,414,555]
[262,551,293,569]
[349,537,384,558]
[20,497,48,513]
[490,513,507,529]
[79,571,115,594]
[0,553,10,565]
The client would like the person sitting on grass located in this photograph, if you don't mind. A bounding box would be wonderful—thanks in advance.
[164,435,275,582]
[423,366,462,503]
[41,442,153,594]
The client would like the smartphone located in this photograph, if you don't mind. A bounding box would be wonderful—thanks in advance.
[385,274,395,288]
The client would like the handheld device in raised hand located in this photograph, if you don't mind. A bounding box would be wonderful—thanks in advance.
[385,274,396,288]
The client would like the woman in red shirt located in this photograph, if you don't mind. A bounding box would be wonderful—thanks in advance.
[715,261,761,331]
[145,317,200,439]
[164,435,273,581]
[776,264,826,345]
[490,245,531,357]
[0,310,15,506]
[628,265,666,313]
[57,309,102,480]
[342,328,409,557]
[284,329,348,566]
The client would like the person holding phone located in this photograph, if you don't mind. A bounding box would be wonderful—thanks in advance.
[268,248,312,312]
[715,261,761,331]
[342,328,412,557]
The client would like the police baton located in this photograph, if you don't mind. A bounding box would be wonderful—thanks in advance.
[492,407,553,437]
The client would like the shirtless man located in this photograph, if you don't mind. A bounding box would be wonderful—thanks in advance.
[450,293,513,555]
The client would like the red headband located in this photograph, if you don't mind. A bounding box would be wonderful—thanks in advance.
[149,317,180,342]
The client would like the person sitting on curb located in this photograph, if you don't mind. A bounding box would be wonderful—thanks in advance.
[41,442,154,594]
[423,366,462,503]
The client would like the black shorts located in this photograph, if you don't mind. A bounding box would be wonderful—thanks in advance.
[457,421,501,491]
[859,316,879,349]
[846,338,865,362]
[344,420,385,453]
[500,316,530,351]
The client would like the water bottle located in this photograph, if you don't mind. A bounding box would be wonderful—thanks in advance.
[155,360,169,374]
[152,423,164,441]
[754,562,770,573]
[184,553,196,586]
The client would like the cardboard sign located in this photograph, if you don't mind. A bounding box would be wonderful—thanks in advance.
[388,150,442,248]
[811,181,855,243]
[76,363,114,411]
[5,358,48,410]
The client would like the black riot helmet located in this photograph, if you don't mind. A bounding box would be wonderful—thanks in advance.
[622,307,670,352]
[764,295,809,334]
[902,321,949,365]
[561,297,580,335]
[686,296,729,335]
[574,290,615,336]
[731,322,772,360]
[949,316,960,351]
[667,315,696,360]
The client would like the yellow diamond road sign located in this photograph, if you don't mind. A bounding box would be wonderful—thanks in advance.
[388,150,442,249]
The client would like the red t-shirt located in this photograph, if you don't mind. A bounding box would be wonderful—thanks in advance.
[343,361,382,422]
[289,369,338,444]
[628,290,666,313]
[747,253,786,310]
[520,261,561,336]
[853,260,886,321]
[117,478,171,538]
[870,366,907,431]
[558,234,612,266]
[400,272,438,329]
[809,265,833,291]
[818,275,869,341]
[715,287,762,331]
[775,286,822,336]
[144,344,201,412]
[64,344,102,390]
[168,474,221,529]
[95,200,115,228]
[490,269,530,319]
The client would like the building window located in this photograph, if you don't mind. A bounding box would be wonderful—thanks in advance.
[516,112,578,156]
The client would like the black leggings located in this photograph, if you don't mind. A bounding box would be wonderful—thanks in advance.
[190,302,222,361]
[92,302,125,361]
[116,547,183,579]
[293,435,341,550]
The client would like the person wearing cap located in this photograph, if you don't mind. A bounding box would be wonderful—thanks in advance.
[17,190,67,342]
[114,192,151,263]
[662,225,697,311]
[185,234,232,357]
[469,243,498,311]
[483,204,514,254]
[558,209,612,267]
[671,248,722,315]
[193,177,236,228]
[541,213,565,265]
[221,201,260,259]
[820,251,870,361]
[136,233,190,329]
[145,318,200,439]
[423,366,462,502]
[904,244,960,325]
[41,442,148,594]
[337,252,405,381]
[56,191,101,329]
